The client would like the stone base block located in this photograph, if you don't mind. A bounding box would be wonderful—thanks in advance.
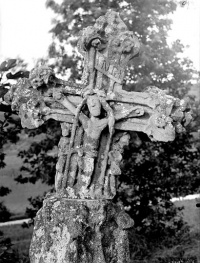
[29,192,134,263]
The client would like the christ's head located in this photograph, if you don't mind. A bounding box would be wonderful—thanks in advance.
[87,94,101,117]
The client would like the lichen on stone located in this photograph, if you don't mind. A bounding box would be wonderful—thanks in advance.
[30,194,134,263]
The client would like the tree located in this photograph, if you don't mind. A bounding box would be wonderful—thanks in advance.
[0,187,11,222]
[0,60,31,262]
[0,59,34,223]
[115,131,200,260]
[46,0,195,96]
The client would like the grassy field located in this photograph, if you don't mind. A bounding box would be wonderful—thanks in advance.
[0,224,33,258]
[166,199,200,261]
[174,198,200,233]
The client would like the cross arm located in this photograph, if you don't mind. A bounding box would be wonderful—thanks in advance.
[0,64,192,144]
[110,86,192,142]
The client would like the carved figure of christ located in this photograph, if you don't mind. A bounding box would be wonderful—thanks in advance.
[55,93,114,192]
[52,92,141,194]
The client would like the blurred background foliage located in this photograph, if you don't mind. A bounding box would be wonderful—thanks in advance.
[0,0,200,262]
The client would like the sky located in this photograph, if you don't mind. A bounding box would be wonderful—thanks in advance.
[0,0,53,68]
[0,0,199,71]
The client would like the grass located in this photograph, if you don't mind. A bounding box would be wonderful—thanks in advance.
[0,224,33,258]
[174,198,200,233]
[148,198,200,262]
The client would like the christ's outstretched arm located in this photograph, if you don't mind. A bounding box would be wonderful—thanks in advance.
[58,97,77,115]
[53,92,89,128]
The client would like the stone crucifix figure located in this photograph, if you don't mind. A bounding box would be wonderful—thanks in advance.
[52,87,142,199]
[55,91,114,193]
[1,11,192,263]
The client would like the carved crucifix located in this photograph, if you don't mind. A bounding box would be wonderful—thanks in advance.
[2,11,191,201]
[0,11,193,263]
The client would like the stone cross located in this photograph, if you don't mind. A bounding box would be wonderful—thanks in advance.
[1,11,192,263]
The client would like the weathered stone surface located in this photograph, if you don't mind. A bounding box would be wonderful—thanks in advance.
[77,11,140,90]
[30,193,134,263]
[0,10,193,263]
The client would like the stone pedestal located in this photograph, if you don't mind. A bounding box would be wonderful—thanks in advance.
[29,192,134,263]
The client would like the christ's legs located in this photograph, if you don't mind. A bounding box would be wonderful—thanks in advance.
[81,156,94,190]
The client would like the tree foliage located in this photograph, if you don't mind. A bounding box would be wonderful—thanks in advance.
[0,59,25,223]
[0,60,31,262]
[0,181,11,223]
[115,132,200,259]
[46,0,195,96]
[15,119,60,185]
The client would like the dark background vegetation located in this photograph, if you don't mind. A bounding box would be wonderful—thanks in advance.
[0,0,200,262]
